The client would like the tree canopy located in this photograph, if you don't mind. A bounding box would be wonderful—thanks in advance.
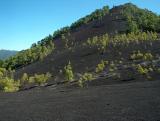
[2,39,55,70]
[121,3,160,33]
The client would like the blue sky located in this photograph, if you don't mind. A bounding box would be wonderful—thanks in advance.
[0,0,159,51]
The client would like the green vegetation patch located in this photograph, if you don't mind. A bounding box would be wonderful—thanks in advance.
[64,61,74,82]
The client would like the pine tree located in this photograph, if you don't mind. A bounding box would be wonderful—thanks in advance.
[64,61,74,82]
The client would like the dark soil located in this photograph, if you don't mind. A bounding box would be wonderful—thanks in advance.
[0,80,159,121]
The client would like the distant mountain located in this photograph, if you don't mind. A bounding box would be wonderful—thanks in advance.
[0,50,18,60]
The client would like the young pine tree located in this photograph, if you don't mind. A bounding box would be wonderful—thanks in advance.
[64,61,74,82]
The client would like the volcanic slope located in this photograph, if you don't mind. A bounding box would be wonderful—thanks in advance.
[14,3,160,85]
[14,3,133,77]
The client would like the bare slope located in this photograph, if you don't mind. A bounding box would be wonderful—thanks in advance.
[14,5,128,79]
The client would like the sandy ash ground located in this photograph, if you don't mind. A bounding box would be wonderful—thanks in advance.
[0,79,159,121]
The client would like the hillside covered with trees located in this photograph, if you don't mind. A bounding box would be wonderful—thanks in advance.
[0,50,18,60]
[0,3,160,71]
[0,3,159,92]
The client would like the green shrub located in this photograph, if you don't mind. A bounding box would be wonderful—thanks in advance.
[0,68,6,77]
[0,67,52,92]
[0,77,20,92]
[87,34,109,53]
[143,53,153,60]
[34,72,52,85]
[78,79,83,88]
[64,61,74,82]
[136,64,156,80]
[28,76,35,83]
[0,67,13,78]
[21,72,52,86]
[108,61,117,72]
[21,73,29,85]
[136,64,148,75]
[130,51,143,60]
[96,60,108,73]
[82,73,93,82]
[98,34,109,53]
[0,67,20,92]
[130,51,153,61]
[78,73,94,87]
[61,34,69,49]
